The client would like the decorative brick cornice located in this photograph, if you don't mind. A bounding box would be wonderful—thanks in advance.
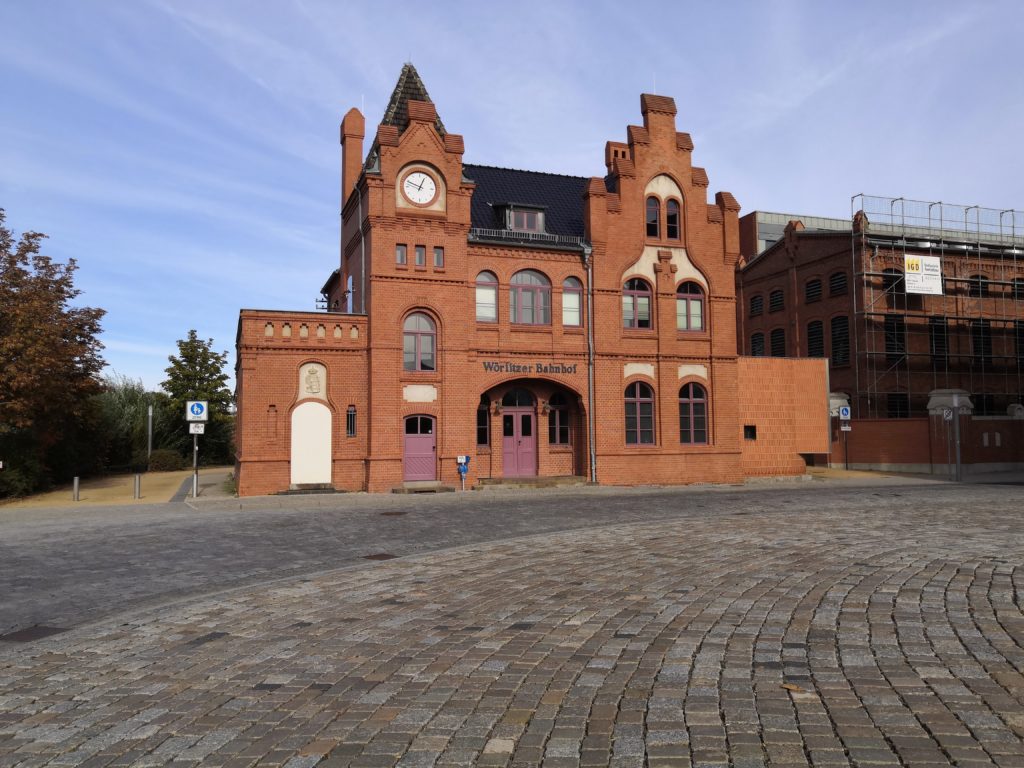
[716,191,740,212]
[376,124,399,147]
[627,125,650,145]
[640,93,677,116]
[587,177,607,196]
[676,132,694,151]
[406,99,437,124]
[706,204,724,224]
[612,157,635,178]
[691,167,709,187]
[443,134,465,154]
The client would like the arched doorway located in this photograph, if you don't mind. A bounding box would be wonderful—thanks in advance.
[403,415,436,481]
[290,401,332,486]
[502,388,536,477]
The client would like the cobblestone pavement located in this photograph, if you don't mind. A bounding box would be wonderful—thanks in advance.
[2,482,1024,767]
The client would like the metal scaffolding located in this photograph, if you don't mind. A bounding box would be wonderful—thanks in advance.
[850,195,1024,418]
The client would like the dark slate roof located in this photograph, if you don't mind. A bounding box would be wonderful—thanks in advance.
[462,164,588,238]
[381,63,446,137]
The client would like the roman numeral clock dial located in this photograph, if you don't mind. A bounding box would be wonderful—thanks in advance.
[401,170,437,206]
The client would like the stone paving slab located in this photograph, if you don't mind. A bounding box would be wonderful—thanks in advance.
[2,490,1023,767]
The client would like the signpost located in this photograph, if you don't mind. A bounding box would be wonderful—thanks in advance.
[838,405,851,470]
[185,401,208,498]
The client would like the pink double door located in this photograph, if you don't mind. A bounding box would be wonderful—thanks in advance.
[403,416,436,481]
[502,409,536,477]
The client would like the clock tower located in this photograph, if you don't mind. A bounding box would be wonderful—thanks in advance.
[339,63,475,490]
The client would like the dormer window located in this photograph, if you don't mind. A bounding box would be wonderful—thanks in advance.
[499,204,546,233]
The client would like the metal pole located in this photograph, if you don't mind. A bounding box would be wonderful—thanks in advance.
[844,428,849,471]
[72,476,80,502]
[952,395,962,482]
[133,474,141,499]
[147,404,153,459]
[192,434,199,498]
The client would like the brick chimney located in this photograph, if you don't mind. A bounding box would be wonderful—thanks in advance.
[340,108,365,208]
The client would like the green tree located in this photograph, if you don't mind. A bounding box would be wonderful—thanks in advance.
[162,330,234,464]
[0,209,106,495]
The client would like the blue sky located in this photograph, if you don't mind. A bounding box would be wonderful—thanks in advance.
[1,1,1022,390]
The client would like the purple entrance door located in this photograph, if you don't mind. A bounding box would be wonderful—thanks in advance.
[502,409,536,477]
[403,416,436,481]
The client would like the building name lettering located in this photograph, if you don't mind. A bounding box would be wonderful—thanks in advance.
[482,361,578,375]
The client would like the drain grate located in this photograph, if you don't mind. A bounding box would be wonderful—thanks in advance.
[363,553,398,561]
[0,625,69,643]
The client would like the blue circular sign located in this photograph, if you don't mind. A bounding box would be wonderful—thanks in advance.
[190,403,205,416]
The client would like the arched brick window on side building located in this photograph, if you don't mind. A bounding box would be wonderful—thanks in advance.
[679,383,708,445]
[623,278,653,329]
[625,382,655,445]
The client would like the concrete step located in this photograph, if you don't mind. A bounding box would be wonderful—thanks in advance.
[392,482,456,494]
[278,484,345,495]
[475,476,590,490]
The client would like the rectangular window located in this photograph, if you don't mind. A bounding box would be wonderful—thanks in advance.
[830,316,850,366]
[884,315,905,361]
[476,285,497,322]
[805,279,822,303]
[511,210,542,231]
[887,393,910,419]
[346,406,356,437]
[743,425,757,440]
[548,411,570,445]
[971,319,992,367]
[749,295,763,317]
[414,245,426,267]
[395,244,407,265]
[769,290,784,312]
[929,318,948,364]
[563,290,580,326]
[1017,321,1024,366]
[433,247,444,268]
[829,272,847,296]
[477,406,489,446]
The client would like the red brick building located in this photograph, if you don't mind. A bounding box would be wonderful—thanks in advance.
[234,65,828,495]
[737,201,1024,473]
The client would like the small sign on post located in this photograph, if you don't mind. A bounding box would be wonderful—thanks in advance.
[186,401,209,422]
[840,424,852,432]
[185,401,209,499]
[838,406,851,421]
[189,423,206,434]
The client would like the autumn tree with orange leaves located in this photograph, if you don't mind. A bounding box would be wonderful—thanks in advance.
[0,209,106,495]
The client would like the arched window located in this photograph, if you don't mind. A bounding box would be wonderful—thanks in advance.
[645,197,660,238]
[831,316,850,365]
[883,268,906,309]
[805,278,822,303]
[402,313,436,371]
[676,282,704,331]
[968,274,989,298]
[562,277,582,327]
[548,392,570,445]
[476,271,498,322]
[510,270,551,325]
[666,200,681,240]
[751,332,765,357]
[679,383,707,444]
[749,295,763,317]
[346,405,357,437]
[769,289,785,312]
[770,328,786,357]
[807,320,824,357]
[829,271,847,296]
[625,382,655,445]
[476,394,490,446]
[623,278,652,329]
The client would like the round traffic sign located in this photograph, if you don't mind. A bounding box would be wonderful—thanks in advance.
[190,402,205,416]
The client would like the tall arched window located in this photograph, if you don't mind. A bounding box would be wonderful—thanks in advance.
[666,199,681,240]
[807,320,825,357]
[676,282,704,331]
[475,271,498,322]
[510,270,551,325]
[751,332,765,357]
[476,394,490,446]
[645,197,660,238]
[548,392,570,445]
[402,313,436,371]
[679,383,707,445]
[625,382,655,445]
[623,278,652,329]
[562,277,582,327]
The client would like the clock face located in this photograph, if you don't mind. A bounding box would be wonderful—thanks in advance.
[402,171,438,205]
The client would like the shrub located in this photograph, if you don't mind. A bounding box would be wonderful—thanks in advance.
[148,449,185,472]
